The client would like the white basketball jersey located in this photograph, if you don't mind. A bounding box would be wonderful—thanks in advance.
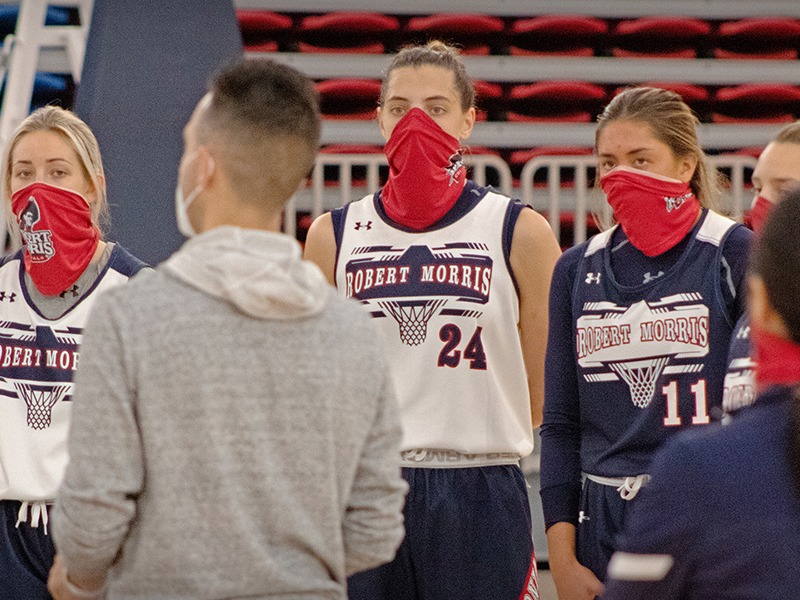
[335,184,532,456]
[0,247,144,502]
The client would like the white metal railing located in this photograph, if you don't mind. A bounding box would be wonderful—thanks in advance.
[289,151,758,246]
[284,151,512,237]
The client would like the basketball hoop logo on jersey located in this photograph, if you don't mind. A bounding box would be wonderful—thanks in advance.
[14,382,69,430]
[17,197,54,261]
[577,294,709,408]
[345,243,493,346]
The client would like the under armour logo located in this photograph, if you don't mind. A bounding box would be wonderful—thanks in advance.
[59,285,80,298]
[585,272,601,284]
[354,221,372,231]
[0,291,16,302]
[664,192,692,212]
[579,511,590,523]
[736,325,751,340]
[643,271,664,284]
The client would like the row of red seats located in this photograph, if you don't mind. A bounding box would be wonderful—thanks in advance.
[238,11,800,59]
[316,78,800,123]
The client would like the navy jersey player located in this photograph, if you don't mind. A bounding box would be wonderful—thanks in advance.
[539,87,752,600]
[723,121,800,417]
[604,185,800,600]
[0,107,147,600]
[304,41,561,600]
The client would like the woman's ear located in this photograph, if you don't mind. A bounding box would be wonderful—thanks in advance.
[678,154,699,184]
[459,107,476,141]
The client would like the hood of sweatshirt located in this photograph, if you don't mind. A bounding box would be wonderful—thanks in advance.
[162,226,330,320]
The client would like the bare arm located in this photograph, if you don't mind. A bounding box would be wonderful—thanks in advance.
[303,212,337,286]
[509,208,561,429]
[547,522,605,600]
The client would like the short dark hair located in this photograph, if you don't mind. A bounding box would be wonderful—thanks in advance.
[751,184,800,344]
[197,59,321,208]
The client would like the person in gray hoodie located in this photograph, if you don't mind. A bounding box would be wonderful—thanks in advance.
[45,60,408,600]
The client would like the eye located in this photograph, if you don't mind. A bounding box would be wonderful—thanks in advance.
[12,168,32,179]
[599,160,616,171]
[51,168,68,177]
[633,158,649,167]
[429,106,446,116]
[388,106,406,116]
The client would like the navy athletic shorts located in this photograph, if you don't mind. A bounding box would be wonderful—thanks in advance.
[347,464,538,600]
[0,500,54,600]
[576,477,635,582]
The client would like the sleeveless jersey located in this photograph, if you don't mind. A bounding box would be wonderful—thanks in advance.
[334,182,531,456]
[0,245,146,502]
[722,314,756,414]
[573,210,739,476]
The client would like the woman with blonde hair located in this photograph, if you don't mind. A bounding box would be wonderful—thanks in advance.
[0,106,147,599]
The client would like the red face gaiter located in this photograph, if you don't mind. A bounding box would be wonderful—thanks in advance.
[753,325,800,390]
[382,108,466,230]
[601,166,701,257]
[11,182,99,296]
[748,195,773,235]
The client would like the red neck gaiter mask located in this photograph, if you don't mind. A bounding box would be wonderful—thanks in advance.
[382,108,466,230]
[11,182,99,296]
[753,325,800,390]
[748,195,773,235]
[601,166,701,257]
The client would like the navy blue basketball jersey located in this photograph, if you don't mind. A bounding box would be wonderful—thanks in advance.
[573,210,739,477]
[722,314,756,414]
[333,182,532,457]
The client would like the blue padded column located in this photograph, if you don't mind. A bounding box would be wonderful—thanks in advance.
[74,0,243,264]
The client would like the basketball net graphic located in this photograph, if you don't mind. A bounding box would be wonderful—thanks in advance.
[609,357,669,408]
[380,299,446,346]
[15,383,69,429]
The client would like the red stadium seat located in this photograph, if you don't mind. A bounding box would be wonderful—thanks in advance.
[316,78,382,119]
[712,83,800,123]
[404,14,505,55]
[298,12,399,53]
[612,17,711,58]
[509,15,608,56]
[320,144,384,154]
[715,18,800,59]
[236,10,292,51]
[474,80,502,121]
[506,81,607,122]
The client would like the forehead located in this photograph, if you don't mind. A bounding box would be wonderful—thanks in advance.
[597,119,668,153]
[12,129,77,161]
[384,64,459,101]
[754,142,800,178]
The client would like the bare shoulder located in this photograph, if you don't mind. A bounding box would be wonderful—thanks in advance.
[510,207,561,273]
[303,212,336,285]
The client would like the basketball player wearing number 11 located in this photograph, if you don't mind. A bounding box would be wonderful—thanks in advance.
[539,87,752,600]
[304,41,561,599]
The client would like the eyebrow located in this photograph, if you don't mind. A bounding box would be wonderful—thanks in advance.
[598,147,654,158]
[385,95,454,103]
[12,157,74,165]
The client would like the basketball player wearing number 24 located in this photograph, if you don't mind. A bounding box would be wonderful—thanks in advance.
[304,41,561,600]
[539,87,752,600]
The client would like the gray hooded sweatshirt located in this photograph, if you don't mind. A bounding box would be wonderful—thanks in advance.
[52,226,407,600]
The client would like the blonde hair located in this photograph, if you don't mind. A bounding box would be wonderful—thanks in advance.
[775,120,800,145]
[1,106,108,236]
[595,87,723,228]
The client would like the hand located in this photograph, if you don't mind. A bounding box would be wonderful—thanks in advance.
[551,558,605,600]
[47,554,106,600]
